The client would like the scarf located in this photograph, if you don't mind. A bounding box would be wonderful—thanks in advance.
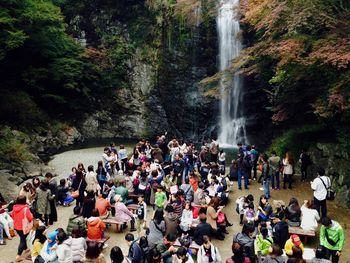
[46,231,58,254]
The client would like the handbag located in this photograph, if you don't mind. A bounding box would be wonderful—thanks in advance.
[217,212,225,224]
[22,207,33,235]
[71,180,82,199]
[319,177,335,201]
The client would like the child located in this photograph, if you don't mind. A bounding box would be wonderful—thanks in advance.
[176,246,194,263]
[57,179,74,206]
[136,195,147,235]
[155,186,167,209]
[179,201,193,234]
[245,202,255,223]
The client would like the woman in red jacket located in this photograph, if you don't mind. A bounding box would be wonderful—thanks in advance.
[11,195,34,262]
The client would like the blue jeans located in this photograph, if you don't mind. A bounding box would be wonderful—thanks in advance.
[184,164,193,181]
[164,256,173,263]
[271,171,280,189]
[263,179,270,198]
[238,170,248,189]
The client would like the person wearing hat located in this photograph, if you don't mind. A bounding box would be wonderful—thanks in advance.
[114,195,136,232]
[284,234,305,256]
[311,167,331,219]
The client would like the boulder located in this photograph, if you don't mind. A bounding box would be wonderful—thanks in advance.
[22,161,43,178]
[0,170,20,201]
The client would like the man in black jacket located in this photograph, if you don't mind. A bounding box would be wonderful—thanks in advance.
[270,213,289,249]
[125,233,144,263]
[193,213,213,245]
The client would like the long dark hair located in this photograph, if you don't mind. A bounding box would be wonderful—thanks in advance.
[110,246,124,263]
[86,241,102,259]
[33,226,46,244]
[153,208,164,225]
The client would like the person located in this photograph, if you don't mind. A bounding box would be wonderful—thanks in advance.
[56,231,73,263]
[71,228,87,263]
[300,200,320,231]
[156,233,177,263]
[176,246,194,263]
[85,165,101,194]
[237,154,250,190]
[149,247,161,263]
[285,198,302,227]
[255,226,273,256]
[0,199,14,240]
[57,179,74,206]
[136,195,147,235]
[95,194,111,220]
[45,173,58,225]
[206,197,224,240]
[218,149,226,174]
[118,145,128,172]
[71,171,87,207]
[102,147,114,174]
[282,151,294,189]
[154,186,167,209]
[40,230,59,263]
[180,177,194,202]
[31,226,46,262]
[110,246,129,263]
[286,246,305,263]
[268,150,281,190]
[173,154,185,185]
[299,149,311,182]
[319,217,344,263]
[125,233,144,263]
[82,241,106,263]
[236,194,254,225]
[82,191,96,219]
[311,167,330,219]
[284,234,305,257]
[87,209,106,240]
[312,247,332,263]
[169,192,183,219]
[114,195,136,232]
[233,223,255,262]
[193,212,213,245]
[263,244,284,263]
[96,161,108,193]
[114,180,130,205]
[12,195,34,262]
[257,195,272,222]
[210,139,219,162]
[250,145,259,180]
[66,206,87,237]
[197,235,222,263]
[19,183,36,205]
[261,154,271,198]
[147,208,166,249]
[270,213,289,250]
[164,204,178,237]
[180,201,193,234]
[226,240,247,263]
[36,180,55,226]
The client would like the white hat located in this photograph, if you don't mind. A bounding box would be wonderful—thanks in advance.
[114,194,122,203]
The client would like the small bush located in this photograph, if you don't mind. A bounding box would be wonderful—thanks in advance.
[0,127,32,163]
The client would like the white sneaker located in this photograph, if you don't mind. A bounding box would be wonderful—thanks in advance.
[259,187,264,191]
[103,243,108,249]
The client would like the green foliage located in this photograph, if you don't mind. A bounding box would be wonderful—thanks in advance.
[268,124,326,157]
[0,127,32,163]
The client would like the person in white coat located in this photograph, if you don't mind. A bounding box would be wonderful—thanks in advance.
[56,232,73,263]
[179,202,193,233]
[70,228,87,262]
[197,235,222,263]
[301,200,320,231]
[85,165,101,194]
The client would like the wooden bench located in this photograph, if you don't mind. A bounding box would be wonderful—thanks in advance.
[87,235,110,245]
[288,226,315,243]
[174,238,201,254]
[104,219,125,233]
[128,192,139,202]
[127,204,139,214]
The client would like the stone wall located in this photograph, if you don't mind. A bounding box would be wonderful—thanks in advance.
[309,143,350,208]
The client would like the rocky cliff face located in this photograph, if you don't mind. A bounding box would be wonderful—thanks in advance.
[309,143,350,208]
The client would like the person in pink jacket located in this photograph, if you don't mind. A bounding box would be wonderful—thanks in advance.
[114,195,136,232]
[11,195,34,262]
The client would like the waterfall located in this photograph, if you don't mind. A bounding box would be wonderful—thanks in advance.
[217,0,248,147]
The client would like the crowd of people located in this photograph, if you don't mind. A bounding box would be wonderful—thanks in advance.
[0,135,346,263]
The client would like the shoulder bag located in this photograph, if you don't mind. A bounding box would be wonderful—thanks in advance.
[71,179,82,199]
[319,177,335,201]
[22,207,33,234]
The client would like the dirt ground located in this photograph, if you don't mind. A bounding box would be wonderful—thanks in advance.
[1,179,349,263]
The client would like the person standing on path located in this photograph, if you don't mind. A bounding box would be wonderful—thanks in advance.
[320,217,345,263]
[12,195,34,262]
[268,151,281,190]
[299,148,312,182]
[311,167,330,219]
[282,151,294,189]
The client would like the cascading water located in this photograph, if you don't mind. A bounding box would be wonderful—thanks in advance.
[217,0,248,147]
